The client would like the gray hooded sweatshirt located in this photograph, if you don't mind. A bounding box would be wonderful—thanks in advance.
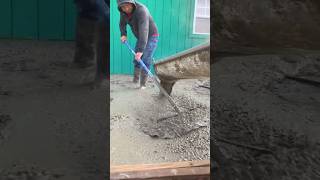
[117,0,158,53]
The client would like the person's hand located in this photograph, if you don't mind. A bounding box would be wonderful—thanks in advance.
[120,36,127,43]
[135,52,143,61]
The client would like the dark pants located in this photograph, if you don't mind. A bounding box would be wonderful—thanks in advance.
[74,0,109,21]
[96,19,109,79]
[133,36,159,73]
[74,0,109,80]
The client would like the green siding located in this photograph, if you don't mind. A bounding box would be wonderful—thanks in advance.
[12,0,38,39]
[0,0,12,38]
[0,0,76,40]
[0,0,209,75]
[111,0,209,74]
[65,0,77,40]
[39,0,65,40]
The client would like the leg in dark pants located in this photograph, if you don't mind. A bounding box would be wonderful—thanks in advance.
[95,0,109,81]
[133,36,158,87]
[73,0,98,68]
[73,0,109,84]
[96,20,109,81]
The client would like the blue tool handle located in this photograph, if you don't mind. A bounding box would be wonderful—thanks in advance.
[122,40,182,114]
[123,41,153,77]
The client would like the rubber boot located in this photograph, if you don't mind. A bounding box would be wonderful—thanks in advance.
[93,19,108,88]
[133,67,140,83]
[140,70,148,89]
[73,16,97,68]
[72,16,98,84]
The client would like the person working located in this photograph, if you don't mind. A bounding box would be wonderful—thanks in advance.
[117,0,159,89]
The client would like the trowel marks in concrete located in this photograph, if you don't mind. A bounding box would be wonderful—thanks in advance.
[139,95,209,139]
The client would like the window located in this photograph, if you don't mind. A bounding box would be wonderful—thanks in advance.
[193,0,210,34]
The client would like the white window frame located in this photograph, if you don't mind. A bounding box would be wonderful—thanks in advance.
[193,0,210,35]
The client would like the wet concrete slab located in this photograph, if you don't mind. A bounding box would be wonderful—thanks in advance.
[110,75,210,165]
[0,40,109,179]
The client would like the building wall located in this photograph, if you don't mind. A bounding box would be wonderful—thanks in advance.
[110,0,209,74]
[0,0,76,40]
[0,0,210,75]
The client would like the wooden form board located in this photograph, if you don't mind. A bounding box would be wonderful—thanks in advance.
[110,160,210,180]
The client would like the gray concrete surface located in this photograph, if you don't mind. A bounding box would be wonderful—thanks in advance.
[110,75,210,165]
[0,40,108,179]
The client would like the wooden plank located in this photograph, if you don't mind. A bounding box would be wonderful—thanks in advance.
[111,160,209,172]
[111,167,210,180]
[110,160,210,180]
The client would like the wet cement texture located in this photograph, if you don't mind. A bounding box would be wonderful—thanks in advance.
[140,95,209,139]
[0,114,12,143]
[212,50,320,179]
[213,0,320,49]
[110,75,210,165]
[0,40,108,180]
